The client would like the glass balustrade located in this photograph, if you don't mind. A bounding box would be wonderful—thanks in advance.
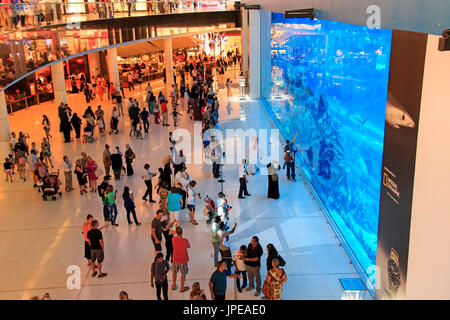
[0,1,239,91]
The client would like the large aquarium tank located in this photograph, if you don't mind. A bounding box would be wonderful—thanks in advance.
[262,13,392,280]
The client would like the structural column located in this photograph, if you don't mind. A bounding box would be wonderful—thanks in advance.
[241,7,249,75]
[88,51,101,81]
[260,10,272,100]
[107,47,121,89]
[0,91,11,156]
[50,61,68,105]
[16,40,28,76]
[164,38,174,96]
[249,9,261,99]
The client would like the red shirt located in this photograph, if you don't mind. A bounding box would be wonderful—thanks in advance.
[161,102,167,113]
[172,236,190,264]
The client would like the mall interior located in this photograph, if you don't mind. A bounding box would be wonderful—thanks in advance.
[0,0,449,301]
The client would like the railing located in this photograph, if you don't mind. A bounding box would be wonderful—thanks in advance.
[0,1,236,32]
[0,0,239,93]
[6,91,55,114]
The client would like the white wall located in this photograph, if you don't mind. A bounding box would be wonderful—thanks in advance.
[406,35,450,299]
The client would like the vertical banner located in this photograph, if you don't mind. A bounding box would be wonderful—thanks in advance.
[375,30,427,299]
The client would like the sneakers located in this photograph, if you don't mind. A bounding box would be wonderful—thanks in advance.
[92,271,98,277]
[136,222,142,226]
[98,273,108,278]
[238,196,245,199]
[149,200,156,203]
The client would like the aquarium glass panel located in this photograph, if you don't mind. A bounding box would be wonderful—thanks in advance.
[262,13,392,279]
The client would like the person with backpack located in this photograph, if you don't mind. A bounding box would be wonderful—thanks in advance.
[283,133,298,182]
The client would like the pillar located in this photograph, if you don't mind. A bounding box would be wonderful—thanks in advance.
[241,7,249,75]
[9,42,21,78]
[0,91,11,156]
[106,47,120,90]
[88,51,101,81]
[260,10,272,100]
[249,9,261,99]
[50,61,68,105]
[17,40,28,76]
[164,38,174,96]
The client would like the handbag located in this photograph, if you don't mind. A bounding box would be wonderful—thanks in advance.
[262,280,272,298]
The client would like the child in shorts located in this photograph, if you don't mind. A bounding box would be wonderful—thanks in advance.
[4,158,13,182]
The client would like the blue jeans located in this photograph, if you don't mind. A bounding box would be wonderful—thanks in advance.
[286,162,296,180]
[108,203,118,224]
[103,204,110,220]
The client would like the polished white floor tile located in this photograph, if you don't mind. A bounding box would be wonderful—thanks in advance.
[0,70,363,300]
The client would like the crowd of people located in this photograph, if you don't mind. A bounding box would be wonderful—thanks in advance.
[3,50,292,301]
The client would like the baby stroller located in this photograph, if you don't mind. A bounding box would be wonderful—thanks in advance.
[83,124,94,143]
[203,195,217,225]
[41,173,63,201]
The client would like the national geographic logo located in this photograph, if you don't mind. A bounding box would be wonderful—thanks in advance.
[383,167,400,205]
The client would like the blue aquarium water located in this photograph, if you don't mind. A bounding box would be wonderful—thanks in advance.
[263,14,392,279]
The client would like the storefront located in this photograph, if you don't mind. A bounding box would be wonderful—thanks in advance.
[117,53,165,87]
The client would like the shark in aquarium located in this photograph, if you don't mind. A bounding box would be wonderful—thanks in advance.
[385,91,416,129]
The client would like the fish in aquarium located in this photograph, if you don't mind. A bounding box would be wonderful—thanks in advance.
[386,91,415,129]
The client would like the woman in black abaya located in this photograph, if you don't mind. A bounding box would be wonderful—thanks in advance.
[267,161,281,199]
[60,114,73,143]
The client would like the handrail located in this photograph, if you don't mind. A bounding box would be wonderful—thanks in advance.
[5,91,54,115]
[0,1,237,32]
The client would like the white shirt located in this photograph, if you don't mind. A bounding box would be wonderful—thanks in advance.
[112,109,120,119]
[59,161,72,172]
[175,171,191,189]
[202,130,211,142]
[209,142,223,164]
[218,229,231,251]
[142,169,153,181]
[217,198,227,220]
[171,147,182,165]
[239,164,247,178]
[233,250,246,271]
[186,188,196,206]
